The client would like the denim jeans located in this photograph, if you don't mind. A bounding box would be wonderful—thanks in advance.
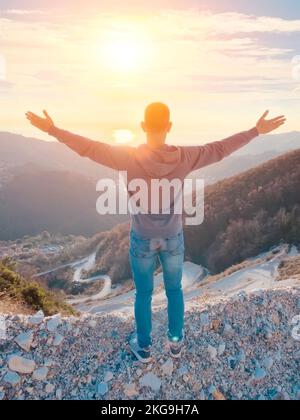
[129,230,185,349]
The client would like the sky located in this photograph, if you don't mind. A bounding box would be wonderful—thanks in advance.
[0,0,300,145]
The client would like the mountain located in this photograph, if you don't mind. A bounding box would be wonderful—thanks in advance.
[0,165,127,241]
[237,131,300,155]
[0,130,299,245]
[0,131,117,181]
[1,131,299,184]
[192,131,300,184]
[192,151,279,185]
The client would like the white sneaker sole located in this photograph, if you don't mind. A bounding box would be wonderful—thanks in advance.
[170,349,183,359]
[169,342,184,359]
[129,342,152,364]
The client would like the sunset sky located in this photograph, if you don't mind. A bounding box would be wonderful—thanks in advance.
[0,0,300,145]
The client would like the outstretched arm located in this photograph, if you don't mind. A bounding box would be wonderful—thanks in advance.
[183,111,286,172]
[25,110,135,171]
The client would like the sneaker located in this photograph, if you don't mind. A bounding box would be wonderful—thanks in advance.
[129,337,152,364]
[169,340,184,359]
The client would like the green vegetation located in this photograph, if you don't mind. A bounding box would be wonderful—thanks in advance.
[0,258,76,316]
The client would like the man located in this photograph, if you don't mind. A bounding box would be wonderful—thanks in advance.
[26,104,286,363]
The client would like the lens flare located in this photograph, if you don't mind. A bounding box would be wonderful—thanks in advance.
[113,129,135,144]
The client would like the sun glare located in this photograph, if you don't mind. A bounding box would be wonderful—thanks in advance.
[104,40,144,72]
[98,25,153,73]
[113,129,135,144]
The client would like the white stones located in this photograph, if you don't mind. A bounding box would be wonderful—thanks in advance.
[139,373,162,392]
[97,382,109,396]
[3,371,21,386]
[199,390,206,400]
[73,328,80,337]
[88,319,97,328]
[56,389,63,400]
[53,334,64,347]
[124,383,138,398]
[161,358,174,376]
[44,359,55,368]
[46,315,61,332]
[254,367,267,382]
[263,357,274,370]
[8,355,36,374]
[14,332,34,352]
[274,351,282,362]
[218,343,226,356]
[178,365,188,376]
[200,313,210,328]
[0,285,298,401]
[208,384,216,395]
[183,375,190,383]
[45,383,55,394]
[32,367,48,382]
[223,323,234,337]
[28,311,44,326]
[104,372,114,382]
[237,350,246,364]
[207,345,218,360]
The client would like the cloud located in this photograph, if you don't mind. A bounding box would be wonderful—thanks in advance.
[34,70,67,82]
[1,9,44,15]
[0,80,14,91]
[157,10,300,36]
[292,55,300,82]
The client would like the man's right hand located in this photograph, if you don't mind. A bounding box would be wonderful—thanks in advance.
[25,110,54,133]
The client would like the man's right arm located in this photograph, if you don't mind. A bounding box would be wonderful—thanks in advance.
[26,110,135,171]
[48,126,134,171]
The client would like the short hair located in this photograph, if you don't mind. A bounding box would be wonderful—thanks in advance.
[144,102,170,132]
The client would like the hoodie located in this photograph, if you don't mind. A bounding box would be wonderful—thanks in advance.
[48,125,259,239]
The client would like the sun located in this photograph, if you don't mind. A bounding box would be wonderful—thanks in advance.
[113,129,135,144]
[103,40,144,72]
[98,26,153,73]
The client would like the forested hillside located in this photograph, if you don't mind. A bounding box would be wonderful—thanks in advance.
[185,148,300,271]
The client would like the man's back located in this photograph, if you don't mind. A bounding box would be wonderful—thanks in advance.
[46,125,259,238]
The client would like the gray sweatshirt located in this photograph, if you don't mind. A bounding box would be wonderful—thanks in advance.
[48,126,259,239]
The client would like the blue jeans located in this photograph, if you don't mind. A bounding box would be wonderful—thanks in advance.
[129,230,185,349]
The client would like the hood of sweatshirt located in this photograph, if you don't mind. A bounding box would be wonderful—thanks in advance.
[135,144,182,178]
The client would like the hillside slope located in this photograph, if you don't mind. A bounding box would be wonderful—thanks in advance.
[0,259,74,316]
[0,285,299,400]
[0,166,127,240]
[0,132,116,180]
[185,147,300,272]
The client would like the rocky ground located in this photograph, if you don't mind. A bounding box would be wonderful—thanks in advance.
[0,285,299,401]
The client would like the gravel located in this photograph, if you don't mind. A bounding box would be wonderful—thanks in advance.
[0,285,299,400]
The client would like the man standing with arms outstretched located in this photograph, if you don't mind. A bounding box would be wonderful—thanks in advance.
[26,104,286,363]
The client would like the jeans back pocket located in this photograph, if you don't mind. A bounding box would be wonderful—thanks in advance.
[166,232,185,256]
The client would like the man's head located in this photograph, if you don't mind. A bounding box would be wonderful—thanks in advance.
[141,102,172,148]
